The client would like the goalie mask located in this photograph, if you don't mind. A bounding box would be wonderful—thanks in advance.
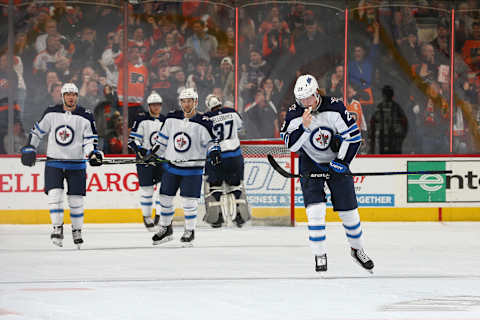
[178,88,198,116]
[294,74,321,111]
[205,94,222,110]
[61,83,79,108]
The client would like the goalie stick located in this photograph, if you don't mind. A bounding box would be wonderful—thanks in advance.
[267,154,453,178]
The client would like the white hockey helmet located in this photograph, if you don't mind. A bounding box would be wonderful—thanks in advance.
[179,87,198,101]
[147,92,163,105]
[61,83,78,107]
[205,94,222,110]
[178,87,198,115]
[294,74,320,107]
[61,83,79,95]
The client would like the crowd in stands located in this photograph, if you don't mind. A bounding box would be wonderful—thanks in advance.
[0,0,480,154]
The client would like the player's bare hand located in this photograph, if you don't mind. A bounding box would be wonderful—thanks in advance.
[302,108,312,128]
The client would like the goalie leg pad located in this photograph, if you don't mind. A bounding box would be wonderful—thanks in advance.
[227,182,251,223]
[203,179,223,225]
[48,188,64,226]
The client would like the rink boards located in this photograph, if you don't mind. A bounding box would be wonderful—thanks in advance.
[0,156,479,223]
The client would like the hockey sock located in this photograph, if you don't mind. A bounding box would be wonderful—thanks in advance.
[48,188,64,226]
[182,197,198,230]
[306,202,327,256]
[157,194,175,226]
[67,195,84,230]
[339,209,364,249]
[140,186,154,217]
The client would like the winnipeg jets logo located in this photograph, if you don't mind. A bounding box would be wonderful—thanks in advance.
[149,131,159,147]
[310,127,333,151]
[173,132,191,153]
[55,125,75,146]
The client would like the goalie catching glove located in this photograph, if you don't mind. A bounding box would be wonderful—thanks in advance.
[21,145,37,167]
[88,150,103,166]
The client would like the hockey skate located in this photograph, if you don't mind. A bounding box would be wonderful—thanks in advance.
[211,213,224,228]
[51,225,64,247]
[152,224,173,245]
[72,229,83,249]
[153,214,160,226]
[143,216,155,232]
[315,254,327,272]
[351,248,374,273]
[180,229,194,247]
[233,213,245,228]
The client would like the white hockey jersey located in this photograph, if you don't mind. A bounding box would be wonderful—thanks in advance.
[155,110,216,174]
[29,105,98,168]
[205,107,243,156]
[128,111,166,152]
[280,96,361,166]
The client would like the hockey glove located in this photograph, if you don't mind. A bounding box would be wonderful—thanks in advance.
[20,145,36,167]
[208,147,222,168]
[330,134,343,153]
[88,150,104,167]
[328,159,350,177]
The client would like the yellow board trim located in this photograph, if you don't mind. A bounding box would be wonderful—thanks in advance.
[0,207,478,224]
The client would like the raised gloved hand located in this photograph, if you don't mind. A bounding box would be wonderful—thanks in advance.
[88,150,104,167]
[208,147,222,168]
[328,159,350,176]
[21,145,36,167]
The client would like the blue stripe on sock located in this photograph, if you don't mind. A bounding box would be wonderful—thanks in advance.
[309,236,326,242]
[308,225,325,230]
[346,230,363,239]
[343,222,361,230]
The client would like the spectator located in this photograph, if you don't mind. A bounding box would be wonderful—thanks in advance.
[461,22,480,74]
[430,19,451,65]
[128,26,151,62]
[262,16,293,63]
[261,77,282,108]
[2,121,27,154]
[32,34,69,74]
[240,48,270,103]
[185,59,215,112]
[40,81,63,107]
[214,56,234,105]
[243,88,278,139]
[0,52,20,153]
[346,84,368,154]
[71,26,101,72]
[368,85,408,154]
[185,19,218,63]
[80,80,102,110]
[99,31,120,89]
[114,45,149,127]
[348,21,379,107]
[105,111,125,154]
[321,64,344,97]
[413,43,440,83]
[150,31,184,68]
[399,25,421,67]
[150,63,176,114]
[94,84,118,149]
[35,19,62,53]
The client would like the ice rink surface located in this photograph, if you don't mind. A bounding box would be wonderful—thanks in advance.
[1,222,480,320]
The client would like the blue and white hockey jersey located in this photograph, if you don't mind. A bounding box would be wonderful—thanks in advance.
[29,104,98,169]
[280,96,361,168]
[155,110,216,175]
[128,111,166,153]
[205,107,243,157]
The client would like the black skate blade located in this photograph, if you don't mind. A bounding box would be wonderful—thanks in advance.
[352,259,374,274]
[152,235,173,246]
[181,242,193,248]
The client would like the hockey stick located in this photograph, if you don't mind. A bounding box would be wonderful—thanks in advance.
[37,158,207,165]
[267,154,453,178]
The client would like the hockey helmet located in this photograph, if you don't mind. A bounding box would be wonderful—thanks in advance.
[147,92,163,105]
[61,83,79,95]
[294,74,320,108]
[179,87,198,101]
[205,94,222,110]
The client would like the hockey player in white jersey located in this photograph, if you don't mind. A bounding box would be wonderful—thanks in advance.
[280,74,374,273]
[20,83,103,249]
[151,88,221,246]
[203,94,250,228]
[128,92,166,232]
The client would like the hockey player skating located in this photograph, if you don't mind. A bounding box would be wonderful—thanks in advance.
[150,88,221,246]
[128,92,166,232]
[280,75,374,273]
[20,83,103,249]
[203,94,250,228]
